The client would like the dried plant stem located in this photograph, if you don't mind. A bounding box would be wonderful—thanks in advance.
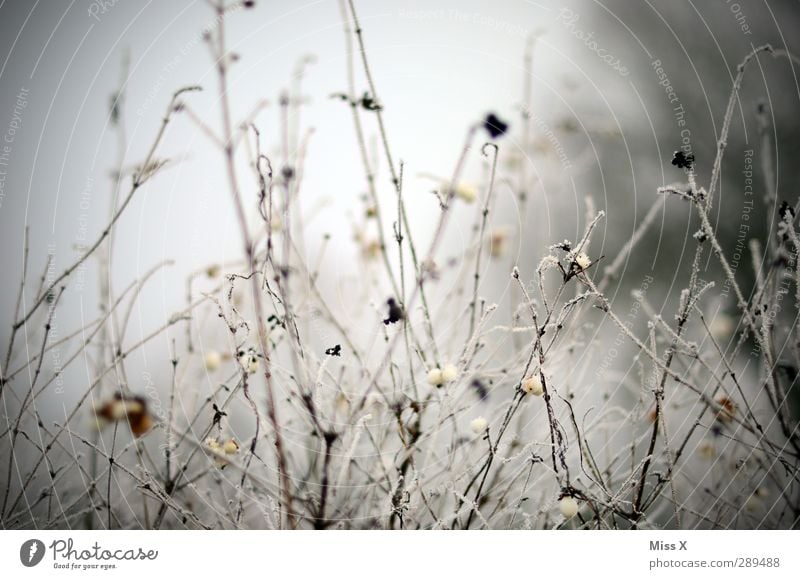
[12,87,197,332]
[1,287,65,516]
[0,226,29,390]
[211,0,294,526]
[345,0,440,360]
[469,144,499,338]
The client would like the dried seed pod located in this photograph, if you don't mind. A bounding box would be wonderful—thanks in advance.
[93,393,153,438]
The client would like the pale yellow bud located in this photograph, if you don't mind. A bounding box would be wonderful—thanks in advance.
[441,363,458,383]
[522,375,544,396]
[204,350,222,371]
[222,438,240,455]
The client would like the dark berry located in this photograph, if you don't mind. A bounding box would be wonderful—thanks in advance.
[382,297,403,325]
[483,113,509,138]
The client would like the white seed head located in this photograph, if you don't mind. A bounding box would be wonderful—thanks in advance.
[204,350,222,371]
[522,375,544,396]
[441,363,459,383]
[427,368,444,386]
[454,182,478,203]
[574,252,591,270]
[470,416,488,434]
[559,496,579,518]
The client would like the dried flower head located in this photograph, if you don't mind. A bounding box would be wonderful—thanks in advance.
[360,237,381,260]
[573,252,591,271]
[697,441,715,459]
[671,150,695,170]
[204,436,240,468]
[93,393,153,438]
[222,438,240,455]
[383,298,404,325]
[715,396,737,424]
[237,348,260,374]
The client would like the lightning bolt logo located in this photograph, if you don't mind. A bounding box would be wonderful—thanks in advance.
[28,542,38,562]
